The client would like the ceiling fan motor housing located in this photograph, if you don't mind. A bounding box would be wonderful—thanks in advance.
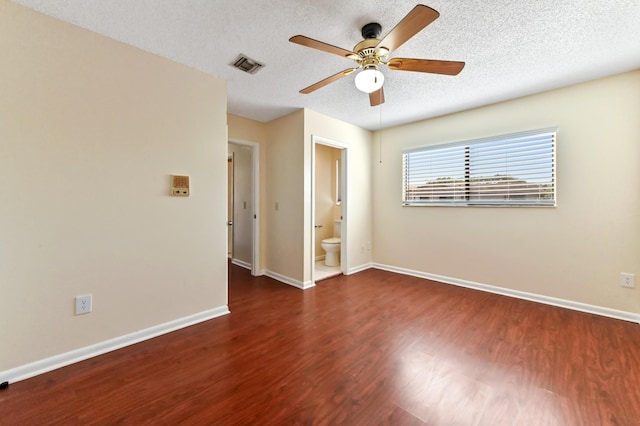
[353,38,388,69]
[355,23,389,66]
[361,22,382,39]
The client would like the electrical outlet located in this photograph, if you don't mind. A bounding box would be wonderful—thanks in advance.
[75,294,92,315]
[620,273,635,288]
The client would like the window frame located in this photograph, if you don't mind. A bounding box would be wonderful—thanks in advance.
[402,127,557,208]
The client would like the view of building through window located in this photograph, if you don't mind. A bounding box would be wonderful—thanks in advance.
[402,128,556,207]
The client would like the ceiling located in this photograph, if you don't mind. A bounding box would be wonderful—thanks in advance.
[12,0,640,130]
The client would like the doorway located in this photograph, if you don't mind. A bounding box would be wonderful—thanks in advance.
[228,140,260,276]
[311,136,348,284]
[227,154,234,259]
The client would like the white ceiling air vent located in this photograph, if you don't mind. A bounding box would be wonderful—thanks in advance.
[231,54,265,74]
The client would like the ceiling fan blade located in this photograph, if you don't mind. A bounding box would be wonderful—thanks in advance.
[376,5,439,54]
[289,35,359,60]
[387,58,465,75]
[300,68,358,94]
[369,87,385,106]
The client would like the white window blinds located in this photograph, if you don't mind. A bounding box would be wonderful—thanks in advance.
[402,128,557,207]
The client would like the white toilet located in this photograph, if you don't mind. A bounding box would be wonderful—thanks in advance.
[321,220,341,267]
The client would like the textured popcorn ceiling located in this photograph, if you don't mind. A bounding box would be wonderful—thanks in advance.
[11,0,640,130]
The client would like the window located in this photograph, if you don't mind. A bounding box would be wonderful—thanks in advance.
[402,127,556,207]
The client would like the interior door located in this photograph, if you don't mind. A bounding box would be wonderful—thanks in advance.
[227,154,234,258]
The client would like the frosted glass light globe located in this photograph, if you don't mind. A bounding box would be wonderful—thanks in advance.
[354,68,384,93]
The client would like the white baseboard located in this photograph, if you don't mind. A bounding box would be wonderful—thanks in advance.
[347,263,373,275]
[231,258,251,270]
[1,306,230,385]
[265,270,315,290]
[315,255,326,262]
[228,260,266,277]
[373,263,640,324]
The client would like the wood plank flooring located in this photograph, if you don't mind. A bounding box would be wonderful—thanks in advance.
[2,264,640,425]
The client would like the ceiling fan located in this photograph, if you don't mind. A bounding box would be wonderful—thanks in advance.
[289,4,465,106]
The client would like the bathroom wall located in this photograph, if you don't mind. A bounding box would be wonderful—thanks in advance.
[332,148,343,223]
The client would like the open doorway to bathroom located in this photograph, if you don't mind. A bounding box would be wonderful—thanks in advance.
[312,137,347,283]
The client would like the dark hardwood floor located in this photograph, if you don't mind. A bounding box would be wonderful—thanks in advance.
[2,264,640,425]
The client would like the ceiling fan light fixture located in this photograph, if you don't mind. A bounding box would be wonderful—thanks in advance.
[355,68,384,93]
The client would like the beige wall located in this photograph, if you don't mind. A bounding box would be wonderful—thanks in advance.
[304,109,374,280]
[373,71,640,313]
[0,1,228,372]
[227,113,268,145]
[228,110,371,284]
[265,110,306,281]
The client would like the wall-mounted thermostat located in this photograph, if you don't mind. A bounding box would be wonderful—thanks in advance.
[171,175,190,196]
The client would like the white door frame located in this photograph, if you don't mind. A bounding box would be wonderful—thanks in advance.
[228,138,260,276]
[311,135,348,284]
